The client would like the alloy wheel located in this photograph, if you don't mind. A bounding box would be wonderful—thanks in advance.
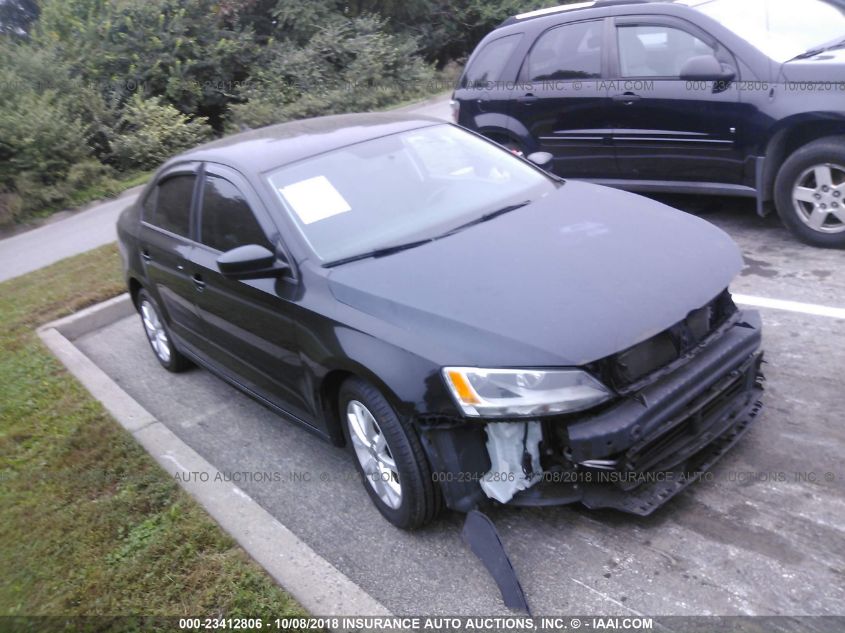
[140,299,172,364]
[792,163,845,234]
[346,400,402,509]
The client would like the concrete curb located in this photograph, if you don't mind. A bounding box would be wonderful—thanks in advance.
[37,294,391,619]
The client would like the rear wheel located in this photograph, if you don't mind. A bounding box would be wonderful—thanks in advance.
[775,137,845,247]
[339,377,441,529]
[137,289,191,372]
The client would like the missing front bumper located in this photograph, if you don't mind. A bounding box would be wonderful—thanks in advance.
[419,310,765,515]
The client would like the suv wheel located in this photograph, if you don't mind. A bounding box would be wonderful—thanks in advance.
[775,137,845,247]
[137,289,192,372]
[339,377,441,529]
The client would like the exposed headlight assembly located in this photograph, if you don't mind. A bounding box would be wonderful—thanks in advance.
[442,367,613,418]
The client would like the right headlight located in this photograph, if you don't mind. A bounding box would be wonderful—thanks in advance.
[442,367,613,418]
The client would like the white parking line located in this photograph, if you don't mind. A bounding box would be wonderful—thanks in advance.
[733,294,845,320]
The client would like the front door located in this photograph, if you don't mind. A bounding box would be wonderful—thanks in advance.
[510,18,616,178]
[188,165,314,426]
[609,16,745,184]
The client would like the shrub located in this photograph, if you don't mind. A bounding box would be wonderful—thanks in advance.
[11,172,73,218]
[110,95,213,171]
[0,192,24,227]
[228,15,435,129]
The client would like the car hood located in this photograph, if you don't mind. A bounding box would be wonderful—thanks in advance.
[327,181,743,367]
[781,48,845,82]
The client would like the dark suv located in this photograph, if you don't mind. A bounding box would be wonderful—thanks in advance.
[453,0,845,247]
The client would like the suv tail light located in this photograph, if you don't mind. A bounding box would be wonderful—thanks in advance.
[450,99,460,123]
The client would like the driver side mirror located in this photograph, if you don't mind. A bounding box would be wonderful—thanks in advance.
[679,55,736,82]
[217,244,290,280]
[526,151,554,168]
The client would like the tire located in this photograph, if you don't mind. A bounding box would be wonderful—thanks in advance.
[339,377,442,529]
[137,289,192,372]
[774,136,845,248]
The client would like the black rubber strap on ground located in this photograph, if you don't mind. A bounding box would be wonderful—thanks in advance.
[461,509,530,613]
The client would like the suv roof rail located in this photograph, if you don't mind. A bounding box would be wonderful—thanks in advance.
[498,0,659,28]
[593,0,652,6]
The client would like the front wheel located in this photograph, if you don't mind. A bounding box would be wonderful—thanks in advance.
[339,378,441,529]
[774,137,845,247]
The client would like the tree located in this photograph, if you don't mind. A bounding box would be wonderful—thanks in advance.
[35,0,260,128]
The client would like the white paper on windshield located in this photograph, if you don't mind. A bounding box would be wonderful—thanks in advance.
[279,175,351,225]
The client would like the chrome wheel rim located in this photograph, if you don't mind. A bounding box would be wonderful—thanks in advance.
[346,400,402,509]
[792,163,845,234]
[140,299,171,364]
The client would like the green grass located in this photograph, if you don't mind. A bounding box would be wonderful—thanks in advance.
[0,245,306,629]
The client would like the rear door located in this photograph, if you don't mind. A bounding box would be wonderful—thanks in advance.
[510,18,616,177]
[455,32,525,141]
[609,16,745,184]
[138,165,204,347]
[188,164,314,426]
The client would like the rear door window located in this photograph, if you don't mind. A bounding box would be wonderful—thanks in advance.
[524,20,603,81]
[148,175,195,237]
[462,34,522,87]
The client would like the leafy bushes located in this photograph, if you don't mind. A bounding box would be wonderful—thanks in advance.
[0,44,90,187]
[1,0,560,224]
[0,41,97,221]
[229,16,435,129]
[110,95,213,171]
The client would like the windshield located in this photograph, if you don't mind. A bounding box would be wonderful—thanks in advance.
[690,0,845,62]
[267,125,557,263]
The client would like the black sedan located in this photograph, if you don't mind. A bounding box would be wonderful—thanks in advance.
[117,113,764,529]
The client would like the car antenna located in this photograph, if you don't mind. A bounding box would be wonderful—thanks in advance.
[461,509,531,613]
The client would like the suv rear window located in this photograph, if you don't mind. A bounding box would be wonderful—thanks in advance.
[462,34,522,87]
[524,20,603,81]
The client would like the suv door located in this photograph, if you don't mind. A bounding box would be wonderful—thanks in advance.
[455,33,525,145]
[188,165,314,426]
[139,165,204,348]
[609,16,744,184]
[511,18,615,177]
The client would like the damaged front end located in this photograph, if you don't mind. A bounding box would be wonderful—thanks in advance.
[419,291,765,515]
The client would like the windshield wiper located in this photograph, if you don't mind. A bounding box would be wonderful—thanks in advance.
[790,37,845,61]
[323,200,532,267]
[440,201,531,238]
[323,238,434,267]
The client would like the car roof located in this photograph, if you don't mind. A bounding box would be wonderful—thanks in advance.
[497,0,699,28]
[172,112,443,175]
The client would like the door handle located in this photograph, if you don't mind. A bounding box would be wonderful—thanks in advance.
[517,93,537,104]
[141,249,152,263]
[192,274,206,291]
[613,92,641,104]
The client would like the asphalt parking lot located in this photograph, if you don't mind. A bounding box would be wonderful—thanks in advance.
[75,195,845,616]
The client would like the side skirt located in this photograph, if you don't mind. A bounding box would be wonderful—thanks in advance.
[172,333,332,444]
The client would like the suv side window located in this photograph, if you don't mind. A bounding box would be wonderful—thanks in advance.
[462,34,522,87]
[149,175,195,237]
[524,20,603,82]
[618,25,715,78]
[200,175,271,253]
